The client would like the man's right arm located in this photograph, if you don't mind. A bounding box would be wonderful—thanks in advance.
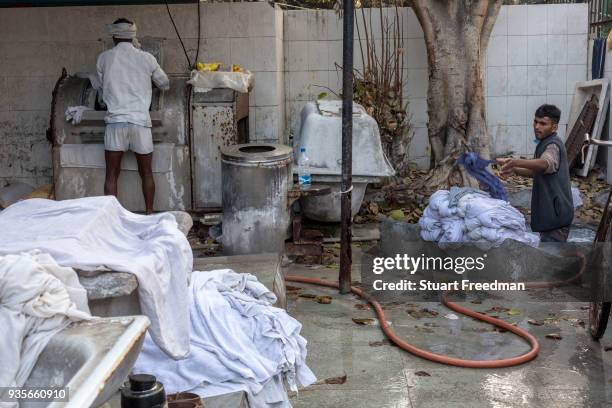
[513,168,534,178]
[152,67,170,91]
[96,55,104,86]
[95,55,106,107]
[147,54,170,91]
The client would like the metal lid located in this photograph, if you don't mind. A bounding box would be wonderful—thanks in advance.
[129,374,157,392]
[221,143,293,165]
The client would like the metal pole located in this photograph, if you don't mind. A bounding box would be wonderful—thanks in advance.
[339,0,354,294]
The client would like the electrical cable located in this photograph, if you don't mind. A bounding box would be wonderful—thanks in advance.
[165,0,192,69]
[194,0,201,67]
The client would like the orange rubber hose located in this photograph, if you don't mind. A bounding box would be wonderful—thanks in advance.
[286,274,538,368]
[286,252,586,368]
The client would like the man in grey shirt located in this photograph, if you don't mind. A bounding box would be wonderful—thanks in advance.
[497,104,574,242]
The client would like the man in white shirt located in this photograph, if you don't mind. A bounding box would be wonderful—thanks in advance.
[96,18,170,214]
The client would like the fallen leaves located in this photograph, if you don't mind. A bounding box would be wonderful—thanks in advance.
[485,306,510,314]
[414,371,431,377]
[369,339,392,347]
[407,308,439,318]
[545,333,563,340]
[352,318,376,325]
[316,295,332,304]
[527,319,545,326]
[324,374,347,385]
[367,202,380,215]
[413,325,435,333]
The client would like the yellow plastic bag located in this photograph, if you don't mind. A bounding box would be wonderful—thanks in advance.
[195,62,222,72]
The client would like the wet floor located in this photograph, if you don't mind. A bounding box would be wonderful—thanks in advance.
[286,245,612,408]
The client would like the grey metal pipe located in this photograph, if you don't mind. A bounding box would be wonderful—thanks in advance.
[339,0,355,294]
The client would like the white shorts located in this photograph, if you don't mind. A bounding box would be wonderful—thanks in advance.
[104,123,154,155]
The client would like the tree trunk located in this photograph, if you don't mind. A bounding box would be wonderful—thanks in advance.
[411,0,502,188]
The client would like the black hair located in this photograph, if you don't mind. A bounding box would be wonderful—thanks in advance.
[535,104,561,124]
[113,18,133,25]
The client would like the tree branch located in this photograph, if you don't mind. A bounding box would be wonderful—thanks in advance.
[480,0,502,52]
[411,0,435,52]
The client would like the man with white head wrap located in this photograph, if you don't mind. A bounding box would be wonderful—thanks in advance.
[96,18,170,214]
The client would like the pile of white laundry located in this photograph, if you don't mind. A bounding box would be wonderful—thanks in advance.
[134,269,316,408]
[418,187,540,249]
[0,252,92,397]
[0,196,192,359]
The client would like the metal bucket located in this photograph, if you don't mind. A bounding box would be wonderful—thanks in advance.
[221,143,293,255]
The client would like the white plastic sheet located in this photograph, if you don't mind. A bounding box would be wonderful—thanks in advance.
[187,70,254,94]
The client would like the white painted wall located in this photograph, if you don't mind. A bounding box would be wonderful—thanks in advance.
[284,3,589,169]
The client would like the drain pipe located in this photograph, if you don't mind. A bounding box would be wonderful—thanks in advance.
[339,0,355,294]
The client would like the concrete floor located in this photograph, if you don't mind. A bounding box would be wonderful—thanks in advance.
[286,245,612,408]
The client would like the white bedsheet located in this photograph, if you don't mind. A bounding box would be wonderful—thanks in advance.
[0,196,192,359]
[134,269,316,408]
[0,253,92,398]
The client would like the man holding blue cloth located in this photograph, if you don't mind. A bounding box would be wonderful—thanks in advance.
[497,104,574,242]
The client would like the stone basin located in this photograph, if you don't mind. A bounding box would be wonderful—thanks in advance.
[23,316,149,408]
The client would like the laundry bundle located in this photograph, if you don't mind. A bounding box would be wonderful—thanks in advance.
[418,187,540,250]
[0,252,92,399]
[134,269,316,408]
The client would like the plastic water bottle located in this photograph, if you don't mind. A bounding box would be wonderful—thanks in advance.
[297,147,312,187]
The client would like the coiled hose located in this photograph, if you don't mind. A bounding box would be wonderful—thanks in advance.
[286,252,585,368]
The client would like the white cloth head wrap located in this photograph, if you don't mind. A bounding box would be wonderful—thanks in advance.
[106,21,137,39]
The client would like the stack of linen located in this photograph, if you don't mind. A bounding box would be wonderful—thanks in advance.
[418,187,540,250]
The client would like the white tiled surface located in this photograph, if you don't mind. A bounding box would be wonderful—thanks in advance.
[484,3,587,158]
[283,4,587,167]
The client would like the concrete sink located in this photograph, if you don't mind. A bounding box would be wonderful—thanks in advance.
[22,316,149,408]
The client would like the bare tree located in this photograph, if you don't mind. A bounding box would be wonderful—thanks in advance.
[411,0,502,188]
[354,4,412,176]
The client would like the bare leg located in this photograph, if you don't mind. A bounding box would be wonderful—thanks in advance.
[104,150,123,197]
[135,152,155,214]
